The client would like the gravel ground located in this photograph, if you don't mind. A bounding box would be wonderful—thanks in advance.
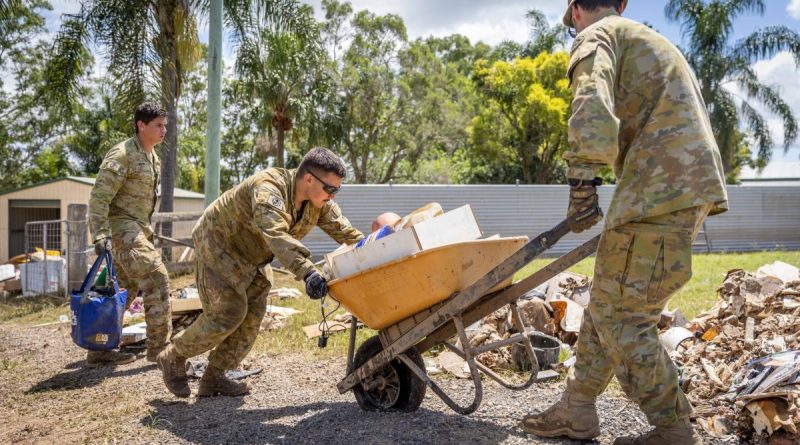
[0,322,741,444]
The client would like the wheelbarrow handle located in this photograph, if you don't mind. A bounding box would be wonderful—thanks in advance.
[537,219,572,251]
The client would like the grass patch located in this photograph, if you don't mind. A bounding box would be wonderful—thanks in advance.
[0,294,68,324]
[249,273,379,358]
[515,250,800,319]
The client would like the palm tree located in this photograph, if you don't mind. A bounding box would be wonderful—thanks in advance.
[665,0,800,179]
[234,0,323,168]
[45,0,300,228]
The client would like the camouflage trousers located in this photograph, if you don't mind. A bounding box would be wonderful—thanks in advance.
[112,229,172,350]
[172,259,272,370]
[566,204,711,427]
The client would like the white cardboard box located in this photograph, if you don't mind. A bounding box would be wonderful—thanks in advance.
[327,204,482,279]
[413,204,482,250]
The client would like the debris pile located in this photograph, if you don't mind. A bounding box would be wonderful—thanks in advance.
[438,272,589,374]
[666,262,800,443]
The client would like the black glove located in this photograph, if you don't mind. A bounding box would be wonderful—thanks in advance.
[94,237,112,255]
[304,271,328,300]
[567,177,603,233]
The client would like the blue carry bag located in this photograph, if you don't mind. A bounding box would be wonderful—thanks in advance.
[70,250,128,350]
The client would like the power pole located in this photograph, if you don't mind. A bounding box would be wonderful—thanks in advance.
[204,0,222,207]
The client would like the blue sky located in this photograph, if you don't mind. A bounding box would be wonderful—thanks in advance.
[42,0,800,168]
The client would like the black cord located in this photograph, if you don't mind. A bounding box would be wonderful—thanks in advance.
[317,295,340,348]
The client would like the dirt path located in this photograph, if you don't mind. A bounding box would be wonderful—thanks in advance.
[0,322,735,444]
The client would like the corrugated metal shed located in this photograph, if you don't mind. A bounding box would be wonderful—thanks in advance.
[301,185,800,259]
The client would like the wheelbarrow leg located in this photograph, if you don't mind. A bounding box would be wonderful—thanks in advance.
[398,314,484,415]
[508,301,541,378]
[346,316,358,373]
[441,301,547,391]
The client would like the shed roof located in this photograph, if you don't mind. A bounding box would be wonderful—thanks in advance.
[0,176,205,199]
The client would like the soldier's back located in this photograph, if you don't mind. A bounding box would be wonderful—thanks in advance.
[574,15,728,227]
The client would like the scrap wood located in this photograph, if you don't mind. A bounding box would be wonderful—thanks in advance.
[170,297,202,313]
[436,351,470,379]
[670,264,800,442]
[746,399,797,436]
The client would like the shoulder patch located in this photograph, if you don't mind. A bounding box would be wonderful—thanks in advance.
[267,193,285,210]
[104,160,124,174]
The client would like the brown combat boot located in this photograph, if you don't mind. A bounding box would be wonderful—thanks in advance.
[156,344,190,398]
[520,391,600,440]
[197,365,251,397]
[613,418,703,445]
[86,350,136,367]
[146,345,166,363]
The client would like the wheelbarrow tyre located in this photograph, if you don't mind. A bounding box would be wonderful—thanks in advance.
[352,335,427,412]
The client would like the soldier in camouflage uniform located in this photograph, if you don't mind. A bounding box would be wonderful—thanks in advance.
[520,2,728,444]
[87,102,172,366]
[157,147,363,397]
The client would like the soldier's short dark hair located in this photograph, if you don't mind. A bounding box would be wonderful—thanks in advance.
[575,0,623,11]
[134,102,167,133]
[297,147,347,178]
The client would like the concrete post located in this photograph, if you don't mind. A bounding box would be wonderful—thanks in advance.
[67,204,88,293]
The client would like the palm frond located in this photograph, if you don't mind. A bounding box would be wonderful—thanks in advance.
[724,0,765,19]
[46,12,93,113]
[731,26,800,65]
[739,99,772,164]
[736,65,798,150]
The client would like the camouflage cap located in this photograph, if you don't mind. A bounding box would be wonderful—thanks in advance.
[563,0,578,27]
[564,0,628,27]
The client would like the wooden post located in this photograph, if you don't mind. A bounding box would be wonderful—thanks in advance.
[67,204,88,293]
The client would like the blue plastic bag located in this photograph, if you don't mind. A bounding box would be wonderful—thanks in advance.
[355,224,395,249]
[70,251,128,351]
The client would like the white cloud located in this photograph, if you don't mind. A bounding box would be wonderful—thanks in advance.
[725,51,800,162]
[788,0,800,20]
[303,0,563,45]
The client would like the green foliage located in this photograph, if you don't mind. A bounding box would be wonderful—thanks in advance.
[0,1,76,189]
[235,0,324,168]
[463,52,572,184]
[665,0,800,181]
[319,3,409,183]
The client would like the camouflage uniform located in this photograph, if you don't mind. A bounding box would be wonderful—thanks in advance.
[89,136,172,351]
[561,12,728,426]
[172,168,363,370]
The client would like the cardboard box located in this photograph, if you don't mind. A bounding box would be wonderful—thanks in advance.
[325,204,482,279]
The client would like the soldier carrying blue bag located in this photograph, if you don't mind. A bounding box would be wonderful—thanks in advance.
[86,102,173,366]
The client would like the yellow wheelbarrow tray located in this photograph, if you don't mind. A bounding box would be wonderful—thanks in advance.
[331,219,602,415]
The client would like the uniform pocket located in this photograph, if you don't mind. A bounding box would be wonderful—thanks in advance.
[593,229,635,298]
[620,231,665,303]
[650,232,693,303]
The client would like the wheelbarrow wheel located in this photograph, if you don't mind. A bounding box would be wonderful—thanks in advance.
[352,335,426,412]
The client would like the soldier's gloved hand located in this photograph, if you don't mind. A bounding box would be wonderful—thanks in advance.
[567,177,604,233]
[304,271,328,300]
[94,237,112,255]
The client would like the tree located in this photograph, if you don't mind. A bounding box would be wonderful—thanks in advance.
[0,0,76,189]
[319,3,409,183]
[390,38,479,183]
[220,79,268,189]
[487,9,567,62]
[464,52,572,184]
[235,0,324,168]
[665,0,800,180]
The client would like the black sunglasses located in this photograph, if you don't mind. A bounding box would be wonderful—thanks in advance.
[308,170,341,195]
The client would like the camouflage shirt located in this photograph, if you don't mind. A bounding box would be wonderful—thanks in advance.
[89,136,160,241]
[564,12,728,229]
[194,168,364,295]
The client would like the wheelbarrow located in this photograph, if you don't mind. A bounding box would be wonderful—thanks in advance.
[327,219,601,415]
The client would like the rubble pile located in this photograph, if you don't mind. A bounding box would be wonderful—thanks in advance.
[667,263,800,443]
[453,272,589,373]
